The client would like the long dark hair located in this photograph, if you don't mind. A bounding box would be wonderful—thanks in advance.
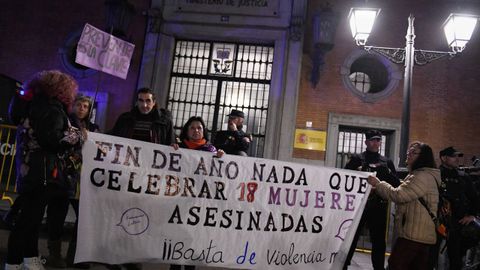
[179,116,209,141]
[409,141,437,171]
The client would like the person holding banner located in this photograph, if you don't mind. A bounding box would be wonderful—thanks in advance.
[109,88,174,270]
[343,130,400,270]
[110,87,175,145]
[5,70,85,270]
[175,116,224,158]
[61,94,99,269]
[170,116,224,270]
[367,141,440,270]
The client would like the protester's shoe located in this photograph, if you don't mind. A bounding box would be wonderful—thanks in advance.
[23,256,46,270]
[4,263,23,270]
[46,240,67,268]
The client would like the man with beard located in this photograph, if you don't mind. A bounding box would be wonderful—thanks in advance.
[213,109,252,156]
[110,87,175,145]
[109,87,175,270]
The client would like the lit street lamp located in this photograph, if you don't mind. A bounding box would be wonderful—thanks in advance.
[348,8,479,167]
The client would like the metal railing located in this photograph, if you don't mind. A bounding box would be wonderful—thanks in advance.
[0,124,17,205]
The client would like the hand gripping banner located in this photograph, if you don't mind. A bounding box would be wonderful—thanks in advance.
[76,132,372,269]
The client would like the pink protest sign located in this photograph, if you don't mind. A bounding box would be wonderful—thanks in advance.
[75,23,135,79]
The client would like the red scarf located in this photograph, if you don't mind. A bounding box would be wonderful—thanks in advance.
[183,138,207,150]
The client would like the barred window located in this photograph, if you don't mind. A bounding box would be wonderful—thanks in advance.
[168,40,274,157]
[336,128,387,168]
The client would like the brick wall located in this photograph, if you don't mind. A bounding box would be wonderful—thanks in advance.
[294,0,480,166]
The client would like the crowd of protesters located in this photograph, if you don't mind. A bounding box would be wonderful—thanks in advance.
[2,69,480,270]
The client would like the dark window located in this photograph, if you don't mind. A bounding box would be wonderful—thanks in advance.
[341,50,401,103]
[167,40,274,157]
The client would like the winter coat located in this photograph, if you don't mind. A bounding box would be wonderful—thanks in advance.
[15,96,83,194]
[213,129,250,155]
[375,167,441,244]
[440,165,479,223]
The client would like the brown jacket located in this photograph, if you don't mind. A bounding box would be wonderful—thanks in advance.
[375,167,441,244]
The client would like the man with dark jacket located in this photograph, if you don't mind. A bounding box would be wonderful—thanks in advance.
[439,146,480,270]
[110,87,175,145]
[343,130,400,270]
[213,109,251,156]
[108,87,174,270]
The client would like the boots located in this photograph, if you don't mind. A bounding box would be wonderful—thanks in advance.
[4,263,23,270]
[23,257,45,270]
[46,240,66,268]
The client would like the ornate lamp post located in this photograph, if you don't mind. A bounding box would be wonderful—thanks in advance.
[348,8,478,167]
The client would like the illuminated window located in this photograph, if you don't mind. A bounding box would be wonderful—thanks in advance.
[168,40,274,157]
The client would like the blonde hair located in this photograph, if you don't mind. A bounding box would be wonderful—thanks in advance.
[74,94,94,119]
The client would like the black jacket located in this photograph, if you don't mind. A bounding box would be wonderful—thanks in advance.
[109,107,175,145]
[213,129,250,155]
[440,165,479,222]
[345,150,400,187]
[70,114,99,132]
[15,96,81,194]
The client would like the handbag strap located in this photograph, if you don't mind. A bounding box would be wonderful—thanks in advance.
[418,197,438,223]
[418,172,441,223]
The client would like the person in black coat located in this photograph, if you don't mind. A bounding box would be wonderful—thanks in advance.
[110,87,175,146]
[5,70,84,270]
[439,146,480,270]
[109,88,174,270]
[343,130,400,270]
[213,109,251,156]
[61,94,100,269]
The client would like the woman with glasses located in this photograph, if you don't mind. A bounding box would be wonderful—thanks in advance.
[367,141,440,270]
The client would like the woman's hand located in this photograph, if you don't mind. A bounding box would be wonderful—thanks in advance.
[216,149,225,158]
[171,143,179,150]
[367,175,380,187]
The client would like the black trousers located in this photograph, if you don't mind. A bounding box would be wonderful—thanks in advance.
[447,225,469,270]
[7,184,69,264]
[344,199,388,270]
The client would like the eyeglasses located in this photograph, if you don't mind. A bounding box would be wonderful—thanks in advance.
[407,150,421,156]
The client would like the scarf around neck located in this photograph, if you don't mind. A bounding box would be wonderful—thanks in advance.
[183,138,207,150]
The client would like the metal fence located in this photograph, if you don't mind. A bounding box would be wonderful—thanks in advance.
[0,124,17,205]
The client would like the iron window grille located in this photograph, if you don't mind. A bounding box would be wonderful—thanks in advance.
[167,40,274,157]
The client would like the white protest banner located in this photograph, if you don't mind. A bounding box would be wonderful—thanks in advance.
[77,132,371,269]
[75,23,135,79]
